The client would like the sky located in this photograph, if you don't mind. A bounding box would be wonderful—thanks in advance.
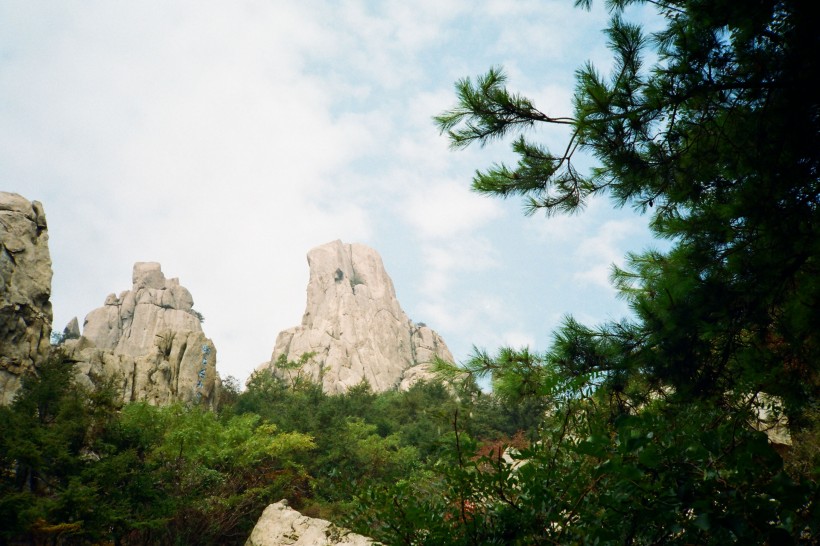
[1,0,664,385]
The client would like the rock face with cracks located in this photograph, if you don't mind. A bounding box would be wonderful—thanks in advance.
[64,262,220,408]
[245,500,377,546]
[0,192,53,404]
[259,240,453,394]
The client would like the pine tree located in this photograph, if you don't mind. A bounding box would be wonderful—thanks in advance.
[435,0,819,423]
[354,1,820,543]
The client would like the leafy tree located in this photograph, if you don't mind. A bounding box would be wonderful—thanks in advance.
[235,367,326,433]
[314,417,419,506]
[0,355,315,545]
[217,374,242,411]
[234,366,543,524]
[134,404,315,545]
[354,392,818,545]
[0,352,97,543]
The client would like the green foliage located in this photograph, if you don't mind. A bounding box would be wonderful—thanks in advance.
[231,368,541,523]
[353,0,820,543]
[436,0,820,417]
[354,392,817,545]
[217,374,242,410]
[265,351,317,389]
[0,356,315,545]
[125,404,314,544]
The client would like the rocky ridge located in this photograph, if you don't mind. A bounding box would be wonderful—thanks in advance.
[64,262,220,408]
[2,194,451,406]
[0,192,53,404]
[257,240,453,394]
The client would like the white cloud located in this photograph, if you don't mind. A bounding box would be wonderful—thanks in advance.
[525,196,647,292]
[415,294,503,350]
[573,218,643,289]
[0,1,379,381]
[418,237,498,295]
[402,181,502,239]
[415,292,539,362]
[380,0,470,51]
[501,330,536,350]
[310,0,470,91]
[532,83,575,120]
[480,0,608,61]
[1,0,659,382]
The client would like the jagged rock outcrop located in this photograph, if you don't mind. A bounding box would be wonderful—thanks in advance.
[0,192,52,404]
[246,500,377,546]
[258,240,453,394]
[62,316,80,340]
[64,262,220,408]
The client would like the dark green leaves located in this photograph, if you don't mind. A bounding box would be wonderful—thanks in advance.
[422,0,820,542]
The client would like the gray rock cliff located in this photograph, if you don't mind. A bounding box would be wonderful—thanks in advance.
[65,262,220,408]
[0,192,53,404]
[246,500,377,546]
[257,240,453,394]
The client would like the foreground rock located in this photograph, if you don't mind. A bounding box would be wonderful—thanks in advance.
[246,501,377,546]
[258,240,453,394]
[64,262,220,408]
[0,192,52,404]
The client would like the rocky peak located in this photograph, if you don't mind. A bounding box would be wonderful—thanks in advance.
[81,262,200,355]
[66,262,219,408]
[0,192,53,404]
[258,240,452,394]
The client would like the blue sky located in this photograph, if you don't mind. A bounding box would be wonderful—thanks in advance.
[1,0,663,383]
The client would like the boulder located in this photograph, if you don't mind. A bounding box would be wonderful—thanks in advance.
[65,262,219,408]
[246,500,377,546]
[0,192,53,404]
[258,240,452,394]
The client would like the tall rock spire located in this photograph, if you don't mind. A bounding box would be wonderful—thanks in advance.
[258,240,453,394]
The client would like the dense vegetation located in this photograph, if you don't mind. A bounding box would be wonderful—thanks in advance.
[0,352,539,545]
[2,350,814,544]
[2,0,818,544]
[0,354,306,545]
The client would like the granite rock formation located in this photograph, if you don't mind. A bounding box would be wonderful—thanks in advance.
[258,240,453,394]
[245,500,377,546]
[64,262,220,408]
[0,192,52,404]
